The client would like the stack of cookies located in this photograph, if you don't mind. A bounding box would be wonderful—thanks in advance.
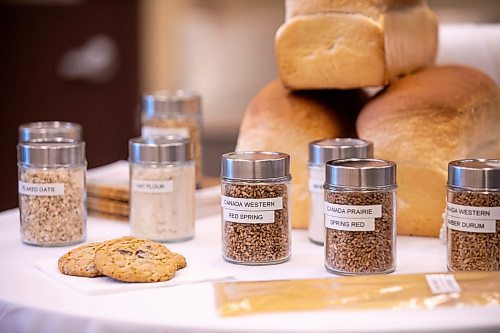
[58,236,187,283]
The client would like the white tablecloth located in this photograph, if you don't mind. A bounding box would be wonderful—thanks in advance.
[0,207,499,333]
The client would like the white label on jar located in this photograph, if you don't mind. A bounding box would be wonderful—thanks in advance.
[446,202,499,233]
[324,203,382,219]
[141,126,190,138]
[425,274,461,294]
[223,208,275,224]
[308,179,325,193]
[325,215,375,231]
[18,181,64,196]
[446,202,500,219]
[446,216,496,233]
[132,180,173,193]
[221,196,283,211]
[308,166,325,193]
[221,196,283,224]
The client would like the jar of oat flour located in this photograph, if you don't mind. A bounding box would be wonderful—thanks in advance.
[141,90,203,188]
[129,136,195,242]
[446,159,500,271]
[221,152,291,265]
[324,159,397,275]
[17,139,86,246]
[308,138,373,244]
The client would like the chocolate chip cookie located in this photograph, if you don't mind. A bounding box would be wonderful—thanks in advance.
[58,242,103,277]
[58,236,136,277]
[94,238,185,282]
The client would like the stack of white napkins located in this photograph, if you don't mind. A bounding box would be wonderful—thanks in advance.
[36,258,231,295]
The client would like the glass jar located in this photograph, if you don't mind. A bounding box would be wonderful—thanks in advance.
[140,90,203,188]
[324,159,397,275]
[308,138,373,245]
[221,151,291,265]
[446,159,500,271]
[129,136,195,242]
[19,121,82,142]
[17,139,86,246]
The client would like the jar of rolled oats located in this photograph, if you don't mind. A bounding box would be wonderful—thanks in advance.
[324,159,397,275]
[221,151,291,265]
[19,121,82,142]
[141,90,203,188]
[17,139,86,246]
[446,159,500,272]
[308,138,373,245]
[129,136,195,242]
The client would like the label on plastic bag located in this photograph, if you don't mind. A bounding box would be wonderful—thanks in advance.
[425,274,461,294]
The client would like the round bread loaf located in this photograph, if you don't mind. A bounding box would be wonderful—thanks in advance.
[357,65,500,237]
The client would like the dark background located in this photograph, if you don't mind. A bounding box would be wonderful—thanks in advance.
[0,0,139,211]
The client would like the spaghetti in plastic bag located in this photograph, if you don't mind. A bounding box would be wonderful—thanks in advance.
[214,272,500,316]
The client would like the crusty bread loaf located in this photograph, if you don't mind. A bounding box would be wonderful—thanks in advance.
[357,65,500,237]
[285,0,404,20]
[236,79,366,229]
[275,0,438,90]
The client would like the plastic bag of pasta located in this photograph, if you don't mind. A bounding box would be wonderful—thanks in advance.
[214,272,500,316]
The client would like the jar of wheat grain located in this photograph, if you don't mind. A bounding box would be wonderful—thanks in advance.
[446,159,500,272]
[220,151,291,265]
[324,159,397,275]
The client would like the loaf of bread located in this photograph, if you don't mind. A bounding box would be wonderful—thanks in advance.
[275,0,438,89]
[357,65,500,237]
[236,79,366,229]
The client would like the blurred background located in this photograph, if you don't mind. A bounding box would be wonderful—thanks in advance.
[0,0,499,210]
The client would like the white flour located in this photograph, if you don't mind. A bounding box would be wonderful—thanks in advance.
[129,163,195,242]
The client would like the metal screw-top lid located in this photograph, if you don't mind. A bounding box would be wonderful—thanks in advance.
[309,138,373,165]
[141,90,201,117]
[325,158,396,189]
[19,121,82,142]
[129,136,193,164]
[17,139,86,167]
[221,151,291,181]
[448,159,500,190]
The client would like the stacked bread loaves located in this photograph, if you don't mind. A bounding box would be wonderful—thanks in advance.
[236,0,499,235]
